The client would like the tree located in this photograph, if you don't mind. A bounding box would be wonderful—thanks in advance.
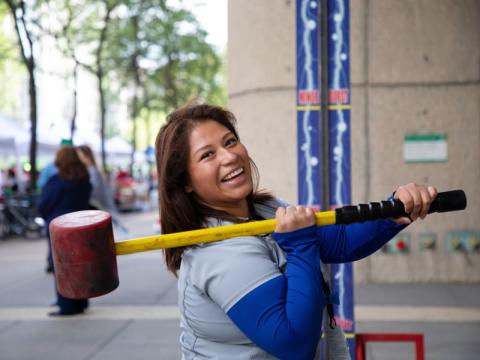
[45,0,120,173]
[139,2,225,113]
[44,0,226,173]
[107,0,225,169]
[47,0,81,140]
[74,0,120,173]
[0,3,23,113]
[3,0,39,192]
[0,4,14,69]
[107,0,145,174]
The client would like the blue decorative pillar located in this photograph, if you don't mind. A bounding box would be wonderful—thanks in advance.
[296,0,323,210]
[327,0,355,357]
[297,0,354,357]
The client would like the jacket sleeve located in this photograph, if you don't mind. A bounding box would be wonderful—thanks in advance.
[227,226,324,360]
[87,166,101,189]
[316,219,408,263]
[38,178,61,220]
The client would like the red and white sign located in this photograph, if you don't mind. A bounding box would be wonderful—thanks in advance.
[328,89,350,104]
[298,90,320,105]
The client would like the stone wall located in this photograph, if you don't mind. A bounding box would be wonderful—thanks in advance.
[228,0,480,282]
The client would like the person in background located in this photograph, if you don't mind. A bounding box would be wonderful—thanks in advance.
[38,146,91,316]
[76,145,128,233]
[76,145,115,211]
[41,137,63,273]
[37,138,73,191]
[4,167,19,195]
[155,103,438,359]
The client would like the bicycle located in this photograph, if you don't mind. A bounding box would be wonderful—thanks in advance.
[1,193,45,239]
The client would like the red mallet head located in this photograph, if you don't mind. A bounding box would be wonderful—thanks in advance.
[50,210,119,299]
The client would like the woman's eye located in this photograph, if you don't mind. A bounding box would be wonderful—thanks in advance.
[225,138,237,147]
[200,151,214,160]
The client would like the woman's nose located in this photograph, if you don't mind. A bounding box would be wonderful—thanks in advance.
[218,147,237,164]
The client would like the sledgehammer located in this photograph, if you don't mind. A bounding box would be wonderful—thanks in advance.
[50,190,466,299]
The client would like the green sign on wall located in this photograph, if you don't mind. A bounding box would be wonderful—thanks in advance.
[403,134,448,163]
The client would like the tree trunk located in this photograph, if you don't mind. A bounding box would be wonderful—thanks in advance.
[97,68,107,173]
[145,108,151,146]
[130,88,138,175]
[5,0,39,192]
[164,53,179,110]
[96,1,115,174]
[28,62,38,193]
[70,62,78,140]
[129,14,140,175]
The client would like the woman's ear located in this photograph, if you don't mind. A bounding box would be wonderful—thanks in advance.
[184,184,193,193]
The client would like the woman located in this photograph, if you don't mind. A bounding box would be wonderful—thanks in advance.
[155,103,437,359]
[39,146,91,316]
[76,145,114,211]
[76,145,128,233]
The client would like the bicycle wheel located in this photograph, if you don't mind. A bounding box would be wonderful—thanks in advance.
[0,210,10,240]
[25,219,44,239]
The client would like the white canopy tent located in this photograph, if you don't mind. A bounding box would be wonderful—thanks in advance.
[0,135,16,156]
[0,112,30,158]
[0,112,143,169]
[0,115,26,192]
[0,112,59,158]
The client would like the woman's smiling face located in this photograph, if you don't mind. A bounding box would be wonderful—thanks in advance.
[186,120,253,216]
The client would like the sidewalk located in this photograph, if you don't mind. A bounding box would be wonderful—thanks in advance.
[1,210,479,359]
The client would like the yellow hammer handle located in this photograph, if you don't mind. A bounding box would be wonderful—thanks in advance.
[115,210,336,255]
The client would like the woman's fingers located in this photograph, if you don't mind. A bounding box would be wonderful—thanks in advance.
[395,185,414,223]
[419,185,438,219]
[418,186,433,219]
[407,185,422,220]
[394,183,438,222]
[427,186,438,200]
[275,207,286,217]
[275,205,316,233]
[305,206,314,218]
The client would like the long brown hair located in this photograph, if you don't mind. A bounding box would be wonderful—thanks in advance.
[55,146,89,182]
[76,144,97,167]
[155,103,274,274]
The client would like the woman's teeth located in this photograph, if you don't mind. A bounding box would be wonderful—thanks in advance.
[222,168,244,182]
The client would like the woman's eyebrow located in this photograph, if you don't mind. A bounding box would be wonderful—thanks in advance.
[192,131,233,156]
[193,144,212,156]
[221,131,234,141]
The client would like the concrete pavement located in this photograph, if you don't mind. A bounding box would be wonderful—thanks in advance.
[1,209,479,359]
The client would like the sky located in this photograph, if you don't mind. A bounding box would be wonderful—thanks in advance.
[0,0,229,153]
[182,0,228,50]
[42,0,228,142]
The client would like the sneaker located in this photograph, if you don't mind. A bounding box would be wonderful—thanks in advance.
[48,309,84,317]
[45,264,53,274]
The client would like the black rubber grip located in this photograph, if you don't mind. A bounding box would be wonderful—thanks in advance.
[335,190,467,225]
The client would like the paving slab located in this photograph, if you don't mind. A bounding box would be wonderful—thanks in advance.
[1,209,479,360]
[357,321,480,360]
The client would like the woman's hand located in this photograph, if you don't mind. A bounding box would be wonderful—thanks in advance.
[393,183,438,224]
[76,149,92,167]
[275,206,316,233]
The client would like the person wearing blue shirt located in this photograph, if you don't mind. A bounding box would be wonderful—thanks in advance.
[155,103,437,359]
[37,139,73,190]
[38,139,75,273]
[39,146,92,316]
